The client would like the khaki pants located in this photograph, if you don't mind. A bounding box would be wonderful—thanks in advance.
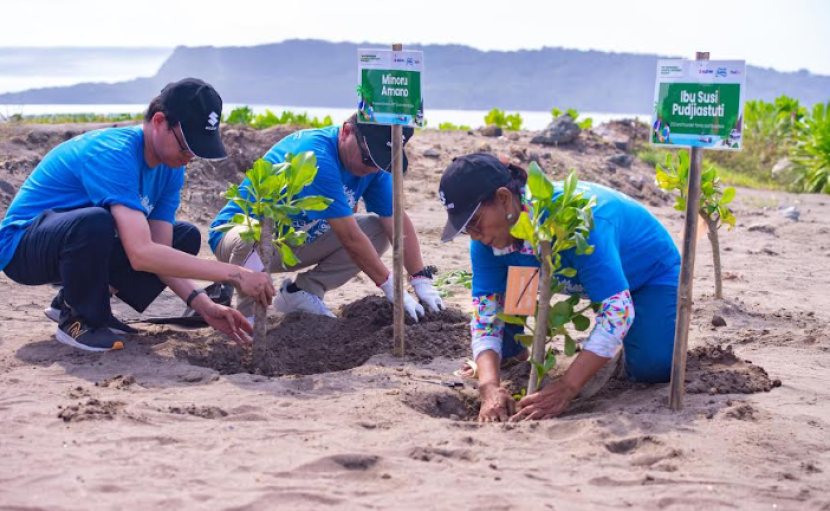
[213,214,390,316]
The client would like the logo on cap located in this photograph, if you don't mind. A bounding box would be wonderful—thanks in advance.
[439,190,454,210]
[206,111,219,131]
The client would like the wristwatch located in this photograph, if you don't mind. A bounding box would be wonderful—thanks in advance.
[186,288,207,308]
[411,265,438,279]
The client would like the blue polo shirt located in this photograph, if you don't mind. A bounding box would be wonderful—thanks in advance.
[209,126,393,252]
[0,125,185,271]
[471,182,680,303]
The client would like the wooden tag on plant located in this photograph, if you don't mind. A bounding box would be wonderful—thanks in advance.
[504,266,539,316]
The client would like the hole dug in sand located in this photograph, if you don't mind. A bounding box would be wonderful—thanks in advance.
[403,389,480,421]
[173,296,470,377]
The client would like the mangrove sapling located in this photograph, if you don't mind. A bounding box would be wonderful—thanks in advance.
[212,153,332,371]
[499,163,597,394]
[551,107,594,130]
[656,151,736,299]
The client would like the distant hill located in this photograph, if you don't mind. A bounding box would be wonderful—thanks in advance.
[1,40,828,113]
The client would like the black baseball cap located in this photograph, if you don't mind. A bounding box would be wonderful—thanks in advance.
[354,118,414,172]
[159,78,227,160]
[439,153,511,242]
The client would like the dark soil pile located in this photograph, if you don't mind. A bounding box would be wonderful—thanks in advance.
[57,399,125,422]
[175,296,471,377]
[685,345,782,395]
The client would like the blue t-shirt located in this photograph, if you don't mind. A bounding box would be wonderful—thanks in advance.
[471,182,680,303]
[0,125,185,271]
[209,126,393,252]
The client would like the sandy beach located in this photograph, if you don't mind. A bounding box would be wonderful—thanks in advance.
[0,121,828,510]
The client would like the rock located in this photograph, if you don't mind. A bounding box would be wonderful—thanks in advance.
[607,154,634,168]
[476,142,492,153]
[712,315,727,328]
[614,140,630,152]
[748,224,777,235]
[528,152,542,165]
[507,132,520,142]
[179,372,204,383]
[423,149,441,158]
[0,180,15,195]
[779,206,800,221]
[530,115,581,146]
[509,145,527,160]
[627,175,645,190]
[480,125,503,137]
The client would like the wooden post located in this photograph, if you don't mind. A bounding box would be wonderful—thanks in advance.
[527,242,553,395]
[668,51,709,410]
[254,221,274,373]
[391,42,406,357]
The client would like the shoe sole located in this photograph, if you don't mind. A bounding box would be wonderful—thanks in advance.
[45,307,134,335]
[55,328,124,352]
[44,307,62,323]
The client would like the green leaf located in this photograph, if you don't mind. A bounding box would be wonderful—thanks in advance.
[572,315,591,331]
[575,232,593,255]
[293,195,332,211]
[289,151,319,193]
[721,187,736,205]
[279,243,299,268]
[210,223,238,233]
[543,350,557,372]
[510,211,535,241]
[527,161,553,199]
[498,313,528,325]
[557,267,577,278]
[564,335,577,357]
[515,334,534,348]
[563,171,577,201]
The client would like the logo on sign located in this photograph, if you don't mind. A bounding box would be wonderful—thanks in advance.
[716,68,728,78]
[698,69,714,75]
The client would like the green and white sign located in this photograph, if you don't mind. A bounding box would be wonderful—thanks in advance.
[357,49,424,128]
[652,60,746,151]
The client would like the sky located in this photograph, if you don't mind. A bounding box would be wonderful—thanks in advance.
[1,0,829,75]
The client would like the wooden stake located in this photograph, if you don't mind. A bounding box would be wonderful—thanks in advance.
[528,242,553,395]
[668,51,708,410]
[391,42,406,357]
[254,220,274,373]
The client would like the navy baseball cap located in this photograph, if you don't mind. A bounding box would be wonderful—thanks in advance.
[159,78,227,160]
[354,119,414,172]
[438,153,511,242]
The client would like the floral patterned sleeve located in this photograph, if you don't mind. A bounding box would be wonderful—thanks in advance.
[470,293,506,361]
[583,289,635,358]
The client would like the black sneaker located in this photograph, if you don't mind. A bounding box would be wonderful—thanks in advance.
[56,315,125,352]
[44,289,67,323]
[45,289,138,335]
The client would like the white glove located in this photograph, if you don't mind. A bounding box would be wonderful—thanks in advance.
[379,273,425,322]
[409,276,445,312]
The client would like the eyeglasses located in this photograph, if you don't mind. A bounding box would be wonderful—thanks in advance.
[460,203,485,236]
[350,123,380,169]
[171,123,195,158]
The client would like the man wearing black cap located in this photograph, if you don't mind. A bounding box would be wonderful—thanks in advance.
[210,113,443,321]
[0,78,274,352]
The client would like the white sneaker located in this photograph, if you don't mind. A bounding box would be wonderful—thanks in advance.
[273,279,336,318]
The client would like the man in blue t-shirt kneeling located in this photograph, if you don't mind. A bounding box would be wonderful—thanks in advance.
[0,78,274,352]
[211,113,443,321]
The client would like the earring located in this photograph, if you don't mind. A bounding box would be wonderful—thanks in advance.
[506,213,514,221]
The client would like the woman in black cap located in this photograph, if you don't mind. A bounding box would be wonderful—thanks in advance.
[439,154,681,422]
